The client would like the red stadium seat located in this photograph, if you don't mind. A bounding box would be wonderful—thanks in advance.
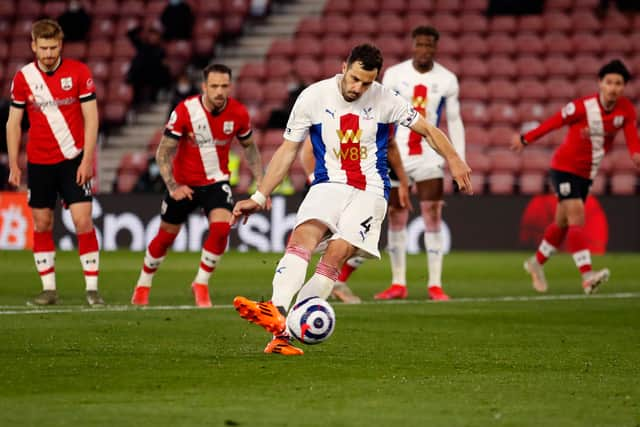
[486,56,516,80]
[112,38,136,59]
[487,127,516,148]
[602,10,631,34]
[379,0,408,15]
[434,0,461,13]
[519,172,547,195]
[488,16,517,34]
[294,36,323,58]
[268,39,295,60]
[0,1,14,18]
[487,102,519,126]
[460,79,489,102]
[599,32,632,55]
[12,19,34,40]
[514,33,545,57]
[546,78,576,102]
[222,0,250,16]
[64,42,87,61]
[435,36,460,57]
[608,150,638,173]
[517,102,546,123]
[121,1,146,16]
[0,20,12,40]
[144,0,167,16]
[376,14,405,37]
[238,61,266,82]
[296,17,323,38]
[350,14,378,37]
[462,0,488,14]
[292,57,322,82]
[609,173,637,195]
[93,0,119,18]
[458,35,487,57]
[8,40,32,63]
[193,16,222,39]
[571,33,602,55]
[488,172,516,194]
[107,81,134,104]
[598,154,614,176]
[590,173,607,195]
[461,102,488,127]
[437,57,459,75]
[375,36,406,60]
[486,34,515,56]
[321,36,351,59]
[459,13,488,35]
[545,0,572,11]
[518,15,544,34]
[324,0,352,15]
[264,58,292,80]
[431,13,461,35]
[515,56,547,80]
[487,79,518,102]
[458,57,488,80]
[351,0,380,16]
[321,57,342,77]
[521,148,551,172]
[573,55,601,78]
[517,79,548,101]
[115,172,140,193]
[263,80,289,104]
[543,33,572,56]
[466,150,492,173]
[465,125,490,149]
[404,14,431,33]
[102,102,128,127]
[261,129,285,148]
[234,79,265,104]
[16,0,42,18]
[197,0,223,14]
[574,78,597,97]
[43,2,68,18]
[544,56,576,79]
[323,15,351,37]
[571,11,601,33]
[543,13,572,33]
[89,18,116,40]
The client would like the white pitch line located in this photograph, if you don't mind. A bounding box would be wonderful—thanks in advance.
[0,292,639,316]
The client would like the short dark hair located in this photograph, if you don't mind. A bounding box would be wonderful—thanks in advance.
[32,19,64,41]
[203,63,232,80]
[412,25,440,42]
[598,59,631,82]
[346,44,383,72]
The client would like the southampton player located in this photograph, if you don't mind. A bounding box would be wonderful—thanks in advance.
[231,44,472,355]
[130,64,265,307]
[511,59,640,294]
[6,19,103,306]
[375,25,465,302]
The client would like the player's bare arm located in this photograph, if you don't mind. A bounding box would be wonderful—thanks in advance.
[156,135,193,200]
[231,139,299,224]
[411,117,473,194]
[238,135,264,186]
[77,99,99,186]
[387,137,412,210]
[5,106,24,187]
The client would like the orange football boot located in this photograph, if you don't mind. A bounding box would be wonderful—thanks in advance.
[374,284,408,300]
[192,283,212,307]
[131,286,150,306]
[264,335,304,356]
[233,296,286,335]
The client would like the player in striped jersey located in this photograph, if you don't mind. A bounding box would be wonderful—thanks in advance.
[6,19,102,306]
[511,59,640,294]
[130,64,265,307]
[231,44,472,355]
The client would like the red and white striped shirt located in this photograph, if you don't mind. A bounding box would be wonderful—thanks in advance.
[10,59,96,164]
[165,95,252,187]
[524,94,640,179]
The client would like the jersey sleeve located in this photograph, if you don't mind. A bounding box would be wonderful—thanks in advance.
[385,87,419,128]
[164,103,189,140]
[524,99,586,144]
[9,72,27,108]
[78,62,96,102]
[623,104,640,155]
[445,76,466,160]
[283,87,313,143]
[235,104,253,140]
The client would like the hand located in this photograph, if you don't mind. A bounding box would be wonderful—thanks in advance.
[632,152,640,170]
[8,166,21,187]
[510,134,526,153]
[397,181,413,212]
[231,198,262,225]
[449,157,473,195]
[76,159,94,186]
[169,185,193,201]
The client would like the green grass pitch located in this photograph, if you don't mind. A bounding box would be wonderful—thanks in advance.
[0,250,638,427]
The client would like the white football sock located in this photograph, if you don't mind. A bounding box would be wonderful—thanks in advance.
[388,229,407,286]
[424,232,443,287]
[34,251,56,290]
[136,249,166,287]
[271,249,310,311]
[295,262,339,303]
[80,251,99,291]
[194,248,221,285]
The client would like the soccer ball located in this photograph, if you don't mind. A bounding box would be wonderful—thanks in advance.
[286,297,336,345]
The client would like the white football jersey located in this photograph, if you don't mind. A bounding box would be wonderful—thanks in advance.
[284,74,419,199]
[382,60,465,166]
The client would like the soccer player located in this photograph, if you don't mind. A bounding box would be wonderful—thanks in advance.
[510,59,640,294]
[231,44,472,355]
[374,26,465,302]
[6,19,103,306]
[299,138,363,304]
[130,63,265,307]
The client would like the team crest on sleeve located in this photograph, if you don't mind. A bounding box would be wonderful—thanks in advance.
[60,77,73,91]
[561,102,575,119]
[223,121,234,135]
[613,116,624,128]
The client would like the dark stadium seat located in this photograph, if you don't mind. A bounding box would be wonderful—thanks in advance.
[544,56,576,79]
[514,33,545,57]
[8,40,32,63]
[487,102,519,126]
[458,13,488,34]
[221,14,246,37]
[112,38,136,59]
[0,1,14,18]
[264,58,292,80]
[461,0,488,14]
[460,79,489,102]
[461,102,488,127]
[437,57,459,75]
[515,56,547,80]
[16,0,42,18]
[192,17,222,40]
[602,11,631,34]
[43,1,68,18]
[517,102,546,123]
[458,57,488,80]
[486,33,516,56]
[487,56,516,80]
[102,102,128,127]
[196,0,223,14]
[144,0,168,16]
[110,59,132,81]
[376,14,405,37]
[517,79,548,101]
[93,0,120,18]
[608,150,638,173]
[487,79,518,102]
[63,42,87,61]
[571,33,602,55]
[115,172,140,193]
[544,0,573,12]
[321,36,351,59]
[610,173,637,195]
[262,80,290,104]
[12,19,34,40]
[434,0,462,13]
[543,13,572,34]
[238,61,266,82]
[222,0,250,16]
[434,36,460,57]
[375,36,406,60]
[90,18,116,40]
[107,82,134,104]
[519,172,547,195]
[122,0,146,16]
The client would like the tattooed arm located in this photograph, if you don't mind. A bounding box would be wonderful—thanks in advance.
[238,134,264,185]
[156,135,193,200]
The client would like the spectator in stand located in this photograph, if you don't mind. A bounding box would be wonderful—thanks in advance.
[160,0,195,41]
[511,60,640,295]
[134,156,165,193]
[168,72,199,116]
[126,25,171,106]
[57,1,91,42]
[266,72,307,129]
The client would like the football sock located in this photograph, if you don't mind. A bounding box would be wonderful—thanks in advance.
[566,225,592,274]
[535,223,568,265]
[137,228,177,287]
[337,256,365,283]
[295,261,340,303]
[272,245,310,312]
[194,222,230,285]
[33,230,56,291]
[424,232,443,287]
[388,229,407,286]
[78,229,100,291]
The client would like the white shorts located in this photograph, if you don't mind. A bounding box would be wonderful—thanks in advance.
[391,155,444,187]
[297,182,388,259]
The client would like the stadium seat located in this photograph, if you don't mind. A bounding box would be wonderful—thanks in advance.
[8,40,32,63]
[193,37,217,60]
[460,102,488,127]
[518,15,544,34]
[267,39,295,60]
[543,12,572,33]
[376,14,405,37]
[375,36,406,60]
[487,126,516,148]
[486,34,515,56]
[107,81,134,104]
[12,19,34,39]
[324,0,352,15]
[599,32,632,55]
[193,16,222,39]
[517,79,548,101]
[115,172,140,193]
[405,1,432,14]
[434,0,462,13]
[294,36,323,58]
[437,57,459,75]
[264,58,292,80]
[16,0,42,18]
[222,0,250,16]
[544,56,576,79]
[379,0,408,15]
[323,14,351,37]
[261,129,285,148]
[465,125,490,149]
[404,14,431,33]
[321,57,343,77]
[571,11,602,33]
[461,0,488,14]
[488,16,517,34]
[590,173,607,195]
[196,0,223,14]
[458,34,487,56]
[610,173,637,195]
[608,150,638,173]
[434,36,460,57]
[458,57,488,80]
[460,79,489,102]
[102,102,128,127]
[88,60,110,81]
[571,33,602,55]
[0,41,8,62]
[296,17,324,38]
[430,13,461,35]
[521,148,551,172]
[351,0,379,16]
[543,33,572,56]
[350,13,378,37]
[458,13,488,34]
[0,1,14,18]
[487,56,516,80]
[487,102,519,126]
[489,148,522,171]
[292,57,322,82]
[517,102,546,123]
[488,172,517,195]
[514,33,545,57]
[515,56,547,80]
[573,55,601,78]
[321,36,351,59]
[0,20,11,40]
[144,0,167,16]
[262,80,289,104]
[466,150,492,173]
[43,1,68,18]
[93,0,120,18]
[546,78,576,102]
[519,172,547,195]
[602,10,631,34]
[545,0,572,11]
[234,79,265,104]
[487,79,518,102]
[573,78,597,97]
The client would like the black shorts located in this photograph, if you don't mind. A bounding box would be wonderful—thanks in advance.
[160,181,234,224]
[27,155,92,209]
[550,169,592,202]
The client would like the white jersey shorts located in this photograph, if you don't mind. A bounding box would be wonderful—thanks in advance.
[296,182,388,259]
[390,154,445,187]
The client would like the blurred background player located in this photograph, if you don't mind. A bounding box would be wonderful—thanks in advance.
[6,19,103,306]
[375,26,466,301]
[299,138,363,304]
[130,63,265,307]
[510,59,640,294]
[231,44,472,355]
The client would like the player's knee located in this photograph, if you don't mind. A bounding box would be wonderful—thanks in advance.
[420,200,443,231]
[72,217,94,234]
[323,240,355,268]
[388,207,409,230]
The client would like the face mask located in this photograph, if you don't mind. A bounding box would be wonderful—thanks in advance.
[177,82,191,93]
[169,0,182,5]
